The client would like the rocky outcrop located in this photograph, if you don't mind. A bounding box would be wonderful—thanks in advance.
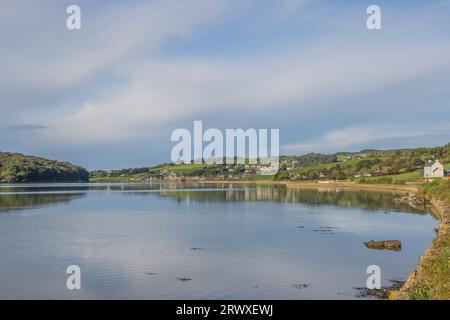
[364,240,402,251]
[394,194,429,206]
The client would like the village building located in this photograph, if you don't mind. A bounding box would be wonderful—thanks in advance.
[257,166,279,176]
[422,159,445,178]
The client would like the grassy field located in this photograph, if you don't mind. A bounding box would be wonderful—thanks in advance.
[287,159,363,174]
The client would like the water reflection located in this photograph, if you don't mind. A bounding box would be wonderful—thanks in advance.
[0,192,86,213]
[0,183,205,213]
[0,183,425,215]
[158,184,426,214]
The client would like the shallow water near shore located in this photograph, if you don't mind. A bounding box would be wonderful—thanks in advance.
[0,183,438,299]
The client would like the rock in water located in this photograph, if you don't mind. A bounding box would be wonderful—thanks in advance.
[364,240,401,251]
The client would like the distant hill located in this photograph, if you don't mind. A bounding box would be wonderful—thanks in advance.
[90,143,450,184]
[0,152,89,183]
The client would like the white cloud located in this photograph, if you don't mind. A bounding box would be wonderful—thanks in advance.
[283,122,450,153]
[37,35,450,145]
[2,0,450,155]
[0,0,228,93]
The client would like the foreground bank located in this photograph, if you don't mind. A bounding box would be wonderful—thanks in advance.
[390,180,450,300]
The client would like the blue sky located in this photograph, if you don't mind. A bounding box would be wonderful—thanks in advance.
[0,0,450,169]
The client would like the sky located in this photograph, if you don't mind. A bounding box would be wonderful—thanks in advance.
[0,0,449,169]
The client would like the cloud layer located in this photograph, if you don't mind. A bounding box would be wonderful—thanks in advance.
[1,0,449,167]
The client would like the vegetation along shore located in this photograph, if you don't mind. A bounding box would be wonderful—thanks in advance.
[390,180,450,300]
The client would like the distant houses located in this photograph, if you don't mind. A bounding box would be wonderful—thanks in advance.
[422,159,445,178]
[257,165,279,176]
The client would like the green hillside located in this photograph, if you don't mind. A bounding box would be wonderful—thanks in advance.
[276,143,450,183]
[0,152,89,183]
[90,143,450,184]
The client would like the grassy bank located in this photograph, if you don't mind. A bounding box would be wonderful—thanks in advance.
[391,179,450,300]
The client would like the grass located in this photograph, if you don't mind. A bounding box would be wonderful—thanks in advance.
[287,159,362,174]
[150,163,218,174]
[421,179,450,201]
[250,175,275,181]
[356,171,421,184]
[408,241,450,300]
[404,180,450,300]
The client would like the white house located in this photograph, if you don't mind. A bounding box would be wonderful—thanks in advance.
[422,159,445,178]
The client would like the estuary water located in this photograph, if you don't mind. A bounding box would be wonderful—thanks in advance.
[0,183,437,299]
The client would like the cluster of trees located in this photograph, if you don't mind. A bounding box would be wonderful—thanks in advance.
[90,164,231,180]
[178,166,226,178]
[356,144,450,162]
[90,167,151,178]
[281,153,338,169]
[284,157,423,182]
[156,164,240,179]
[0,152,89,183]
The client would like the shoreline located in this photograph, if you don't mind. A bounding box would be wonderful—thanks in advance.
[200,180,420,193]
[390,196,450,300]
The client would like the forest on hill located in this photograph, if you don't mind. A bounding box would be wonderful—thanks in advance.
[0,152,89,183]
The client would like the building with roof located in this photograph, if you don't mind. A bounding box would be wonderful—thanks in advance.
[422,159,445,178]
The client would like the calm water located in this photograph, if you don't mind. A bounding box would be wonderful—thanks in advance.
[0,183,437,299]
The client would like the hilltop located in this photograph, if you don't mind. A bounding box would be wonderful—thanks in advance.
[0,152,89,183]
